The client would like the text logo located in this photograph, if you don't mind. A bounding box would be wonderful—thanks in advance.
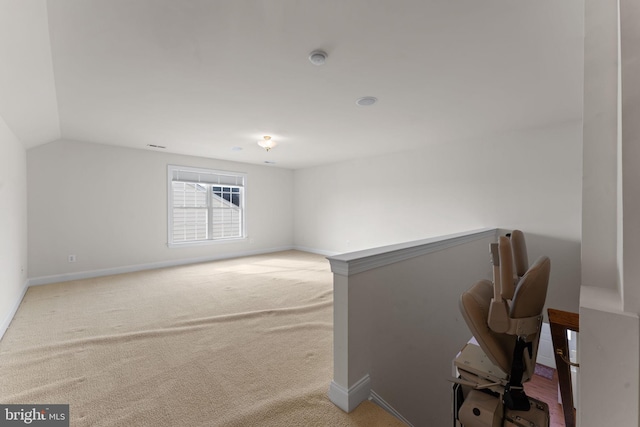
[0,405,69,426]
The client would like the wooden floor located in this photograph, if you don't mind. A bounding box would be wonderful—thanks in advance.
[524,369,567,427]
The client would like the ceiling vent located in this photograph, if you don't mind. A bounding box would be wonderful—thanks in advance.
[355,96,378,107]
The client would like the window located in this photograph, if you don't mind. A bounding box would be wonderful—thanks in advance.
[168,165,246,246]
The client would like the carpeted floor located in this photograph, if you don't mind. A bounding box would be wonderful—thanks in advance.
[0,251,405,426]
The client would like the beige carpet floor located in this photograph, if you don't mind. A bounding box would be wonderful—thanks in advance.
[0,251,405,426]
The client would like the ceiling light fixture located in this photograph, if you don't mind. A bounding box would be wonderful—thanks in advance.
[355,96,378,107]
[308,50,327,66]
[258,136,277,151]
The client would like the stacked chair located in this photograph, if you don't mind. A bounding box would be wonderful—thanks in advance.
[452,231,551,427]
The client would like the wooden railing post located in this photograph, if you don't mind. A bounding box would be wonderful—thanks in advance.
[547,308,579,427]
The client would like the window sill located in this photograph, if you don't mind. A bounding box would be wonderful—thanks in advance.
[168,237,248,248]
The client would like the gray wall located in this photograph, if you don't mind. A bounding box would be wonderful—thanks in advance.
[330,232,495,426]
[0,115,28,335]
[364,236,494,426]
[294,122,583,313]
[27,140,294,280]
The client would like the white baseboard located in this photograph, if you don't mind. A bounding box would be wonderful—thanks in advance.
[28,246,295,286]
[537,322,556,369]
[328,375,371,413]
[0,280,29,341]
[370,389,413,427]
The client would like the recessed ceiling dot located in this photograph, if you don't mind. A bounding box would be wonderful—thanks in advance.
[355,96,378,107]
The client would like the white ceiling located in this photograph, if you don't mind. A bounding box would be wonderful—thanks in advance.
[1,0,583,169]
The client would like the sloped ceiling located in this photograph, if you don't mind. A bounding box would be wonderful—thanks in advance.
[0,1,60,146]
[1,0,583,169]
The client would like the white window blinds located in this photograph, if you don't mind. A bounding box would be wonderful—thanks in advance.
[170,167,244,186]
[171,182,208,242]
[168,165,246,246]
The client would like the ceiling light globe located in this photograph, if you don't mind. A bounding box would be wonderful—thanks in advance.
[258,136,277,151]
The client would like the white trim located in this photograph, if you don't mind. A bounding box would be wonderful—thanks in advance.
[536,322,557,369]
[328,375,371,413]
[168,237,248,249]
[369,389,413,427]
[0,280,29,341]
[327,228,497,276]
[28,246,294,286]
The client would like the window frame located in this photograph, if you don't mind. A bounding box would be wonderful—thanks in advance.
[167,165,247,248]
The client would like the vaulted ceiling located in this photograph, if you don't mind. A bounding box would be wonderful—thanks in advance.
[0,0,583,169]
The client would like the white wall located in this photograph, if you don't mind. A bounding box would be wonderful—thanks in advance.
[620,0,640,315]
[0,115,28,336]
[27,140,294,280]
[581,0,620,296]
[294,122,583,312]
[578,0,640,425]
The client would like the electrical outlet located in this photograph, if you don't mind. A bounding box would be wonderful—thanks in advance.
[68,255,76,263]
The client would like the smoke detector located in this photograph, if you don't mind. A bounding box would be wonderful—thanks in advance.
[308,50,328,66]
